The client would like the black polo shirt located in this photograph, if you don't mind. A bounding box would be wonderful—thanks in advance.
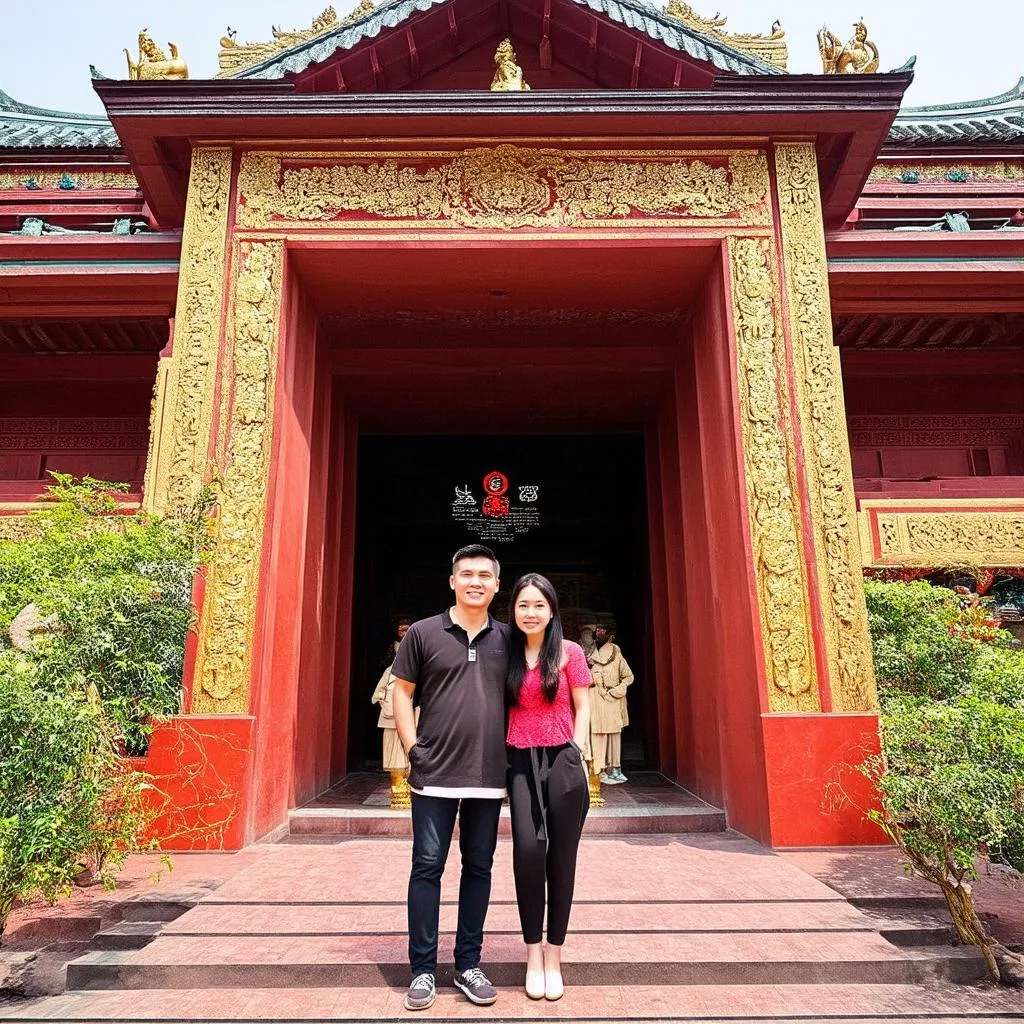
[391,610,510,796]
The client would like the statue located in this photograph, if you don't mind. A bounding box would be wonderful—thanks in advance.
[581,621,635,788]
[490,38,530,92]
[125,29,189,81]
[371,620,415,809]
[817,21,879,75]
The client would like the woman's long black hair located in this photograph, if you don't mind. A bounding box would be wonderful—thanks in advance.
[507,573,564,706]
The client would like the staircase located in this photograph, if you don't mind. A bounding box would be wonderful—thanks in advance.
[2,830,1019,1022]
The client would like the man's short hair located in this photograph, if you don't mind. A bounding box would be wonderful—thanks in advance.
[452,544,500,579]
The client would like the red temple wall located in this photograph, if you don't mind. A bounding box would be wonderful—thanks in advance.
[680,251,771,841]
[0,373,155,494]
[841,351,1024,500]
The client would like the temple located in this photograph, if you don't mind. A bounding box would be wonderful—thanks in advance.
[1,0,1021,850]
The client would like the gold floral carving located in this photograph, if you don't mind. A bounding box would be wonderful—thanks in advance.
[860,501,1024,568]
[192,241,284,714]
[868,161,1024,183]
[728,236,818,712]
[142,357,176,511]
[148,148,232,515]
[663,1,788,70]
[774,142,876,712]
[237,147,770,230]
[0,171,139,191]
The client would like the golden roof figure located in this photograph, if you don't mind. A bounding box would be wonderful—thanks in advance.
[817,20,880,74]
[490,38,530,92]
[124,29,189,80]
[217,6,348,78]
[664,1,787,71]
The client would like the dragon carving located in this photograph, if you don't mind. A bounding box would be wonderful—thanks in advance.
[817,20,879,74]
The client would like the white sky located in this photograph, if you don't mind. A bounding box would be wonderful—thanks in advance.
[0,0,1020,115]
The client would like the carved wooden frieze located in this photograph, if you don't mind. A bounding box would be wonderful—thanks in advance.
[237,146,771,230]
[774,142,877,713]
[0,417,149,450]
[146,148,233,514]
[860,500,1024,568]
[728,235,819,712]
[191,240,285,715]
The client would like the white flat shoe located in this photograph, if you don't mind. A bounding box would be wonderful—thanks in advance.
[544,969,564,1001]
[525,969,545,1000]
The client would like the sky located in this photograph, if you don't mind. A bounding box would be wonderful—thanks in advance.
[0,0,1019,115]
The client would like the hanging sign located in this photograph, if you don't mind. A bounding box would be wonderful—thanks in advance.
[452,470,540,543]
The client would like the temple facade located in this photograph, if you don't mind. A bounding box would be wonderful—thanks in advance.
[1,0,1021,850]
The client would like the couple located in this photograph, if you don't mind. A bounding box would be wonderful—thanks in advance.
[391,544,592,1011]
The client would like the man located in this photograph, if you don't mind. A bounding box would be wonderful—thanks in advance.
[391,544,509,1011]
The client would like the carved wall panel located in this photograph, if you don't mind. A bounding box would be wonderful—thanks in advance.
[774,142,877,713]
[145,148,233,515]
[860,499,1024,568]
[191,241,285,715]
[727,235,819,712]
[237,146,771,230]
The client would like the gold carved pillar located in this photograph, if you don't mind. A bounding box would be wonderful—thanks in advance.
[191,241,285,714]
[143,148,233,515]
[773,142,877,711]
[727,236,820,712]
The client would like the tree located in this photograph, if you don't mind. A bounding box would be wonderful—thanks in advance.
[862,580,1024,985]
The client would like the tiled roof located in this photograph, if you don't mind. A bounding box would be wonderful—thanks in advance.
[888,76,1024,144]
[0,88,121,149]
[229,0,783,80]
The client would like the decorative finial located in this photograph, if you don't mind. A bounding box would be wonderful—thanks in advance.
[817,20,879,74]
[124,28,189,80]
[663,1,787,71]
[490,38,530,91]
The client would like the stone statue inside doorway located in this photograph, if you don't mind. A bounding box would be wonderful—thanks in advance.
[581,620,634,786]
[371,619,414,809]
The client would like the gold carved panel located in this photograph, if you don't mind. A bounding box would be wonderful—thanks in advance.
[191,241,285,714]
[860,500,1024,568]
[728,235,819,712]
[774,142,876,713]
[0,170,139,191]
[237,146,770,230]
[145,148,233,514]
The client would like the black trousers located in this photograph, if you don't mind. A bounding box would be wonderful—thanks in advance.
[408,793,502,977]
[507,743,589,945]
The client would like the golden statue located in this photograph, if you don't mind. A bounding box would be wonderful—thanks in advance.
[490,38,530,92]
[217,7,344,78]
[664,1,787,71]
[818,21,880,74]
[125,29,188,80]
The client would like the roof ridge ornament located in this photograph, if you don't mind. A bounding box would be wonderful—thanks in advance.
[490,39,530,91]
[124,29,189,80]
[217,5,379,78]
[663,0,788,71]
[817,20,879,74]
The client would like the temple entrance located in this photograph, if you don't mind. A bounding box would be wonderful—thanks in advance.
[348,433,653,772]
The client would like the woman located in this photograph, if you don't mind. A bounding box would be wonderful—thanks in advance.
[506,573,592,1001]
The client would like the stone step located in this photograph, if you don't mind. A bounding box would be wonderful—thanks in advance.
[65,932,985,990]
[159,898,882,936]
[4,982,1019,1021]
[91,921,162,952]
[287,804,727,837]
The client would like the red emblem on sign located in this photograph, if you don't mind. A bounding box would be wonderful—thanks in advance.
[482,471,508,496]
[481,471,510,518]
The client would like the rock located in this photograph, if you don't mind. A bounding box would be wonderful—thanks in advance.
[7,604,56,652]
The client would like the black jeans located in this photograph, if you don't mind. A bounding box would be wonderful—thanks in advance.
[507,743,589,945]
[408,793,502,977]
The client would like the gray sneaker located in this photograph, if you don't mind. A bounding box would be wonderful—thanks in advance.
[404,972,436,1011]
[454,966,498,1005]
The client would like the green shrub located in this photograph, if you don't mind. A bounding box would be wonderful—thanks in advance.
[0,650,151,931]
[0,475,207,754]
[862,579,1024,984]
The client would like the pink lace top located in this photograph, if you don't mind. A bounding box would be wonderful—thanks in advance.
[506,640,592,749]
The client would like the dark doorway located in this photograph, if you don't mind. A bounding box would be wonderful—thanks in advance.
[348,433,653,771]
